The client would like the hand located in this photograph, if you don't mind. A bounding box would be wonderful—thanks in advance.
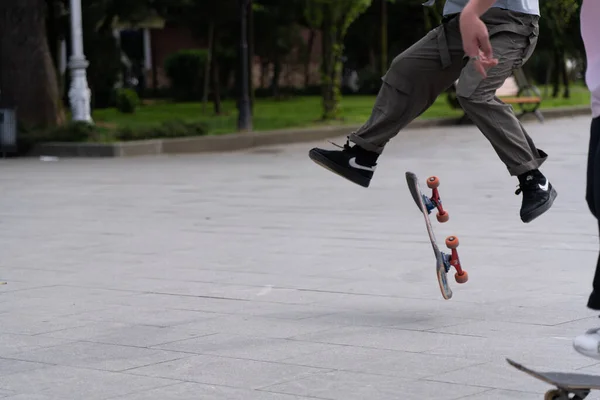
[459,9,498,77]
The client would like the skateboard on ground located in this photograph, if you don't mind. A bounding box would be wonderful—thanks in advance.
[405,171,468,300]
[506,358,600,399]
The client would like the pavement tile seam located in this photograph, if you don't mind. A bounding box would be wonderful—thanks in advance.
[2,351,197,375]
[102,382,184,400]
[274,355,491,379]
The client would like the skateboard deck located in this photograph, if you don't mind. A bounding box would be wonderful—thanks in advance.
[405,171,467,300]
[506,358,600,399]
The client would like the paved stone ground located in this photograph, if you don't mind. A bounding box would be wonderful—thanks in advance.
[1,115,600,399]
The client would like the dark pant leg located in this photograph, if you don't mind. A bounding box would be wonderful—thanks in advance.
[586,117,600,310]
[348,18,465,154]
[456,10,546,176]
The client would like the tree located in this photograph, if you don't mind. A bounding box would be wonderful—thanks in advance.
[155,0,238,115]
[238,0,252,131]
[299,1,322,87]
[0,0,66,129]
[380,0,387,77]
[306,0,372,120]
[254,0,305,98]
[537,0,580,98]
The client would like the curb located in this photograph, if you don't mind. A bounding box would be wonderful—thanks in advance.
[30,106,591,158]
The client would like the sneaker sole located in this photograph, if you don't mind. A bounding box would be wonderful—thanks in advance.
[521,187,558,223]
[308,149,371,188]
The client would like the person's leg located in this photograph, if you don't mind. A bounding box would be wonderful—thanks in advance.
[586,120,600,220]
[572,117,600,359]
[587,118,600,310]
[572,0,600,359]
[347,19,465,153]
[308,17,466,188]
[456,10,556,223]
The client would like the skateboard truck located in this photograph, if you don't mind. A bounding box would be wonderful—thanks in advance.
[424,176,449,223]
[443,236,468,284]
[544,388,590,400]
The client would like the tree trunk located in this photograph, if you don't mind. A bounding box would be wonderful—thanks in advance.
[271,58,281,98]
[380,0,387,77]
[248,0,254,111]
[304,28,316,87]
[260,60,268,88]
[369,48,376,71]
[151,31,158,95]
[321,5,336,120]
[0,0,65,129]
[551,51,561,98]
[212,55,222,115]
[561,54,570,99]
[202,22,215,114]
[544,61,552,98]
[237,0,252,131]
[45,0,61,90]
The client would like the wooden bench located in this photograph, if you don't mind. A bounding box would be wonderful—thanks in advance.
[448,68,544,124]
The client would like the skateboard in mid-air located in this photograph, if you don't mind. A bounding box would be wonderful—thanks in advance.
[506,358,600,399]
[405,171,468,300]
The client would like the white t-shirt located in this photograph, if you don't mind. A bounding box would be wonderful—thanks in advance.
[581,0,600,118]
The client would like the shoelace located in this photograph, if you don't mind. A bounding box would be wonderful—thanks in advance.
[515,185,523,195]
[515,175,537,195]
[514,182,536,195]
[327,139,352,151]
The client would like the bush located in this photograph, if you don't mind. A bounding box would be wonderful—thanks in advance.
[253,85,323,99]
[115,88,140,114]
[17,121,98,153]
[164,49,208,101]
[17,119,208,150]
[115,120,208,141]
[45,121,97,142]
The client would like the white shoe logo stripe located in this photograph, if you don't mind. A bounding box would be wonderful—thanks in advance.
[349,157,376,172]
[538,179,549,191]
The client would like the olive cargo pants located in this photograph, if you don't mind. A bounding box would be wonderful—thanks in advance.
[348,9,547,176]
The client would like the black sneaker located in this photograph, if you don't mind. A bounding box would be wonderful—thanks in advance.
[515,169,557,223]
[308,140,379,188]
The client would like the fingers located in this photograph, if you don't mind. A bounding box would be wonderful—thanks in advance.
[458,11,499,78]
[472,48,498,78]
[473,60,487,78]
[478,35,494,60]
[479,53,498,68]
[472,56,498,79]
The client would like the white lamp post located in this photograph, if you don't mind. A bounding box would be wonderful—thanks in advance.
[68,0,93,123]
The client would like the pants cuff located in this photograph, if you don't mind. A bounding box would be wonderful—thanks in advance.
[507,149,548,176]
[348,134,384,154]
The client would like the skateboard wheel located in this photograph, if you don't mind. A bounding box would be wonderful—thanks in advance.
[543,390,563,400]
[437,211,449,223]
[455,271,468,284]
[445,236,459,249]
[426,176,440,189]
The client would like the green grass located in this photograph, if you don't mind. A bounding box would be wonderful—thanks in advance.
[91,84,591,139]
